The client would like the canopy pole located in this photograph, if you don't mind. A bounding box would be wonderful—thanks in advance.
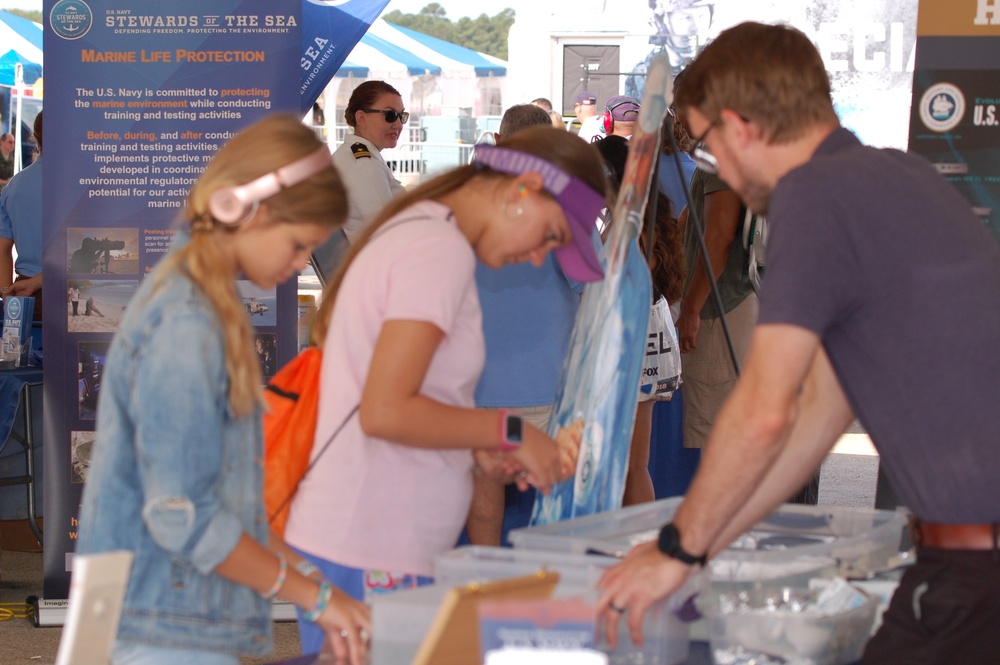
[13,62,23,176]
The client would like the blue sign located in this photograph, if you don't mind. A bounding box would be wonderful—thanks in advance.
[42,0,301,602]
[300,0,390,112]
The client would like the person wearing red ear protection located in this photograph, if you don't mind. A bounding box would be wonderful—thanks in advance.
[599,95,642,140]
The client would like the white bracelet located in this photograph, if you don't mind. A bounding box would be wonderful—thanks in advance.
[295,559,320,578]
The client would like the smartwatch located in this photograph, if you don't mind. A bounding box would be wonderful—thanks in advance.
[657,522,707,567]
[499,410,523,452]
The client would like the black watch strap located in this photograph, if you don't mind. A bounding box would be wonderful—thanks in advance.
[657,522,707,567]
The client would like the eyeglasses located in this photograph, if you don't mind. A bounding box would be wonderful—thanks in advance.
[362,109,410,124]
[689,124,718,174]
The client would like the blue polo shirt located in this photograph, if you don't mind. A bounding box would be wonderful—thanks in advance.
[474,252,584,408]
[0,155,43,277]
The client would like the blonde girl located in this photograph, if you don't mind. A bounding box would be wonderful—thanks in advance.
[76,115,369,665]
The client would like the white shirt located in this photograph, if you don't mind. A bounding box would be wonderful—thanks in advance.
[331,134,406,242]
[577,115,603,144]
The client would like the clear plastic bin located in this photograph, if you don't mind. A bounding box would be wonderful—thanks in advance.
[435,545,695,664]
[434,545,615,595]
[509,499,906,579]
[701,586,878,665]
[371,584,448,665]
[370,546,694,665]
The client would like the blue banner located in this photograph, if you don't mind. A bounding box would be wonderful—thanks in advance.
[300,0,390,113]
[42,0,300,603]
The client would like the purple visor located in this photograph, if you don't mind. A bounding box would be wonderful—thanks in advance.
[473,145,605,282]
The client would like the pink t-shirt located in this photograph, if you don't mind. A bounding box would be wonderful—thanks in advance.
[285,201,484,575]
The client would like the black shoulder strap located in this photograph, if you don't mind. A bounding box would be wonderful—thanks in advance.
[268,404,359,526]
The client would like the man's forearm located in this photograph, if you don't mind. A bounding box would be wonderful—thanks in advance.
[0,248,14,289]
[673,377,792,558]
[670,326,823,559]
[706,347,854,555]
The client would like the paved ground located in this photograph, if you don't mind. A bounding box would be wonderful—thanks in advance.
[819,433,879,508]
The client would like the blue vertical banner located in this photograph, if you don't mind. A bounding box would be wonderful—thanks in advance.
[41,0,300,606]
[299,0,390,113]
[907,0,1000,244]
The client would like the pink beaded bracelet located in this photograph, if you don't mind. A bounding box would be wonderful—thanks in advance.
[261,551,287,600]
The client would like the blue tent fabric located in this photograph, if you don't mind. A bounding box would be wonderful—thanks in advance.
[0,9,42,53]
[388,22,506,77]
[359,31,442,76]
[337,59,369,78]
[0,50,41,88]
[0,9,43,87]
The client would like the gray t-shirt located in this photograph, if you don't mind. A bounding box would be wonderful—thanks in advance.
[759,128,1000,522]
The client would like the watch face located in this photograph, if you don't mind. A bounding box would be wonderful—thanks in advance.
[506,415,523,443]
[659,523,680,553]
[658,522,705,566]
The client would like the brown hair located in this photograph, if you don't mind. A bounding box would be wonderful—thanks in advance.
[160,115,347,416]
[674,22,838,143]
[312,126,608,345]
[662,113,694,154]
[344,80,402,129]
[32,111,43,152]
[499,104,554,139]
[596,135,685,302]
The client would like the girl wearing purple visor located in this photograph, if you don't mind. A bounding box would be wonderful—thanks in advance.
[285,126,608,652]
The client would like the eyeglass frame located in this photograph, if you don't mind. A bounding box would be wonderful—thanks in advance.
[361,108,410,124]
[689,123,718,174]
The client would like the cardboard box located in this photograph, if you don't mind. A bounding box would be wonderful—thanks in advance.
[0,518,44,552]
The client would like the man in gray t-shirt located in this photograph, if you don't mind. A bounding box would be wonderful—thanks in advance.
[598,22,1000,664]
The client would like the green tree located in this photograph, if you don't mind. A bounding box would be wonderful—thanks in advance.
[1,8,43,23]
[382,4,515,60]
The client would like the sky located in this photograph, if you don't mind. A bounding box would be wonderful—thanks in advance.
[1,0,39,11]
[2,0,520,20]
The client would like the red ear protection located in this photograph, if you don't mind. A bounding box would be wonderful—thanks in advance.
[601,98,640,135]
[600,111,614,135]
[208,147,333,225]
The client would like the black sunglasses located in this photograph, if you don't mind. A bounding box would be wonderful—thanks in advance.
[362,109,410,124]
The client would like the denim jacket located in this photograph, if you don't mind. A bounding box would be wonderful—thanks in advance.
[76,258,272,655]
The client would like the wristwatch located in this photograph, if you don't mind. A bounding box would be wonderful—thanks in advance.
[657,522,707,567]
[499,410,523,452]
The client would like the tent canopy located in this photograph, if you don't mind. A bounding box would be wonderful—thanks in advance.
[0,10,43,87]
[335,19,507,79]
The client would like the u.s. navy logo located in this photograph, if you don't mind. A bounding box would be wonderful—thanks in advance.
[919,83,965,133]
[50,0,93,40]
[6,297,21,319]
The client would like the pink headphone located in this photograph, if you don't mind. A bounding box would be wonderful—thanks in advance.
[208,147,333,225]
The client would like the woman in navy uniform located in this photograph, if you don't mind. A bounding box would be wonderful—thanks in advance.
[332,81,408,242]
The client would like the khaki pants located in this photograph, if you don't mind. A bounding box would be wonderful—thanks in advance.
[682,293,758,449]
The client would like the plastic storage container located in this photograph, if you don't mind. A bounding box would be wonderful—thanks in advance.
[371,584,449,665]
[436,545,695,665]
[701,586,878,665]
[509,499,906,580]
[371,546,695,665]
